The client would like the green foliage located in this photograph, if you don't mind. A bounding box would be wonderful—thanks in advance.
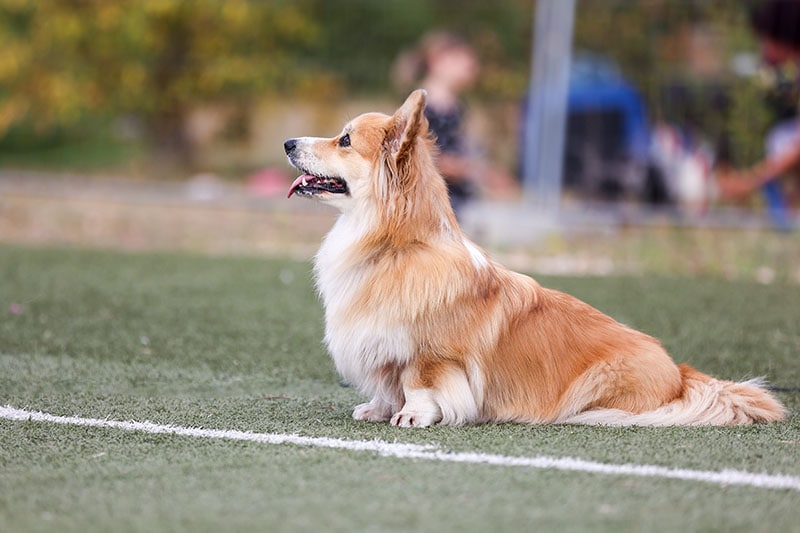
[572,0,780,166]
[0,127,144,171]
[0,0,535,139]
[0,0,320,136]
[574,0,746,107]
[0,0,783,169]
[726,76,775,167]
[308,0,434,93]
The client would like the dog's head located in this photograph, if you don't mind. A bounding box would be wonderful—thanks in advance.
[285,90,448,221]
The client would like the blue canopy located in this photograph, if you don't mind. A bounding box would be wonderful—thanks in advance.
[567,54,651,161]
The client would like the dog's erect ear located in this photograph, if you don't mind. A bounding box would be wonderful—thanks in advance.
[385,89,427,163]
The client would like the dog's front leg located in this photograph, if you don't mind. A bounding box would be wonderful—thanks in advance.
[390,388,443,428]
[352,398,394,422]
[390,361,477,428]
[352,363,404,422]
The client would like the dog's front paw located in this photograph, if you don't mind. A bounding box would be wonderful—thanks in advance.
[390,409,438,428]
[352,402,392,422]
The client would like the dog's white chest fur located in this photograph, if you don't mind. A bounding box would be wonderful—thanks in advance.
[313,215,414,390]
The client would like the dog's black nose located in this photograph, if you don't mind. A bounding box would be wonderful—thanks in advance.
[284,139,297,155]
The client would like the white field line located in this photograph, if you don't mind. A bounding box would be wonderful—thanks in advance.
[3,405,799,492]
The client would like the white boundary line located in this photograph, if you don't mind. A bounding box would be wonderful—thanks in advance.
[3,405,799,492]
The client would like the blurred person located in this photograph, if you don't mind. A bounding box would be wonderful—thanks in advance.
[718,0,800,210]
[393,32,518,214]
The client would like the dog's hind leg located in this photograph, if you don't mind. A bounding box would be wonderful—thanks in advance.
[391,360,479,427]
[551,345,682,424]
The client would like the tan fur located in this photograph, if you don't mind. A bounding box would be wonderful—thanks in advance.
[285,89,788,427]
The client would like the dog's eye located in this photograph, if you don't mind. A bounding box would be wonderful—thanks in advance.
[338,134,350,148]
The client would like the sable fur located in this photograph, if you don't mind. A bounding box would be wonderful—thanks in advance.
[285,89,787,427]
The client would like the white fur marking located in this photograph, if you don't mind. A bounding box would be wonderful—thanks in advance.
[3,405,799,492]
[463,239,489,270]
[314,214,415,390]
[559,376,786,426]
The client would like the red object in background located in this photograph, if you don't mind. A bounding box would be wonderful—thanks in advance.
[248,168,290,198]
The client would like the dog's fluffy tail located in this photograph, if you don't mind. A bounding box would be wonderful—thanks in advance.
[561,364,787,426]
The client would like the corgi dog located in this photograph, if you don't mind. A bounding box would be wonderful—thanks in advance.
[284,90,786,427]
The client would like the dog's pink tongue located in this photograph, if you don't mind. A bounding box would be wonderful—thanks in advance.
[287,174,314,198]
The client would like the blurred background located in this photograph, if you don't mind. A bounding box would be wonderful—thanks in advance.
[1,0,798,282]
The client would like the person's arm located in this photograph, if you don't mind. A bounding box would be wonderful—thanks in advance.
[719,136,800,199]
[751,137,800,183]
[437,153,520,198]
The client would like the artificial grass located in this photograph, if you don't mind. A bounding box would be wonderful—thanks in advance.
[1,244,798,532]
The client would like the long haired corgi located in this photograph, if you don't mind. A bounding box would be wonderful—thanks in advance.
[284,90,786,427]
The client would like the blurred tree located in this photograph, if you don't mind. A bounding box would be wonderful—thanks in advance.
[725,76,774,168]
[305,0,533,98]
[0,0,537,167]
[573,0,747,108]
[572,0,776,166]
[0,0,320,166]
[0,0,772,173]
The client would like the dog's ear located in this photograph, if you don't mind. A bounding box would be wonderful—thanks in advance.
[385,89,427,164]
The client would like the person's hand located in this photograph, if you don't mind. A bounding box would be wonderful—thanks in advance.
[717,170,757,200]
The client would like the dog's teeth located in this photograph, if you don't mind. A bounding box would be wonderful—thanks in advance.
[302,176,308,186]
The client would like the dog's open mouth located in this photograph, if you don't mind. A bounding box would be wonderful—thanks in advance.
[287,173,349,198]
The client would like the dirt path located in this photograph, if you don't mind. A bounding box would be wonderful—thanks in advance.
[2,171,799,282]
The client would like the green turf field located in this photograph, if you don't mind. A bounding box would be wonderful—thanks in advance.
[1,244,799,532]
